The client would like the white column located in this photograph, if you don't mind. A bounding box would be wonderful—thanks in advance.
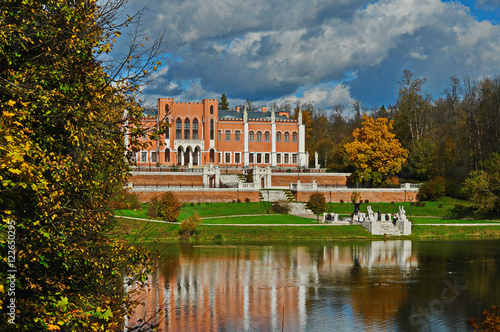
[243,121,249,166]
[271,124,277,167]
[298,123,306,167]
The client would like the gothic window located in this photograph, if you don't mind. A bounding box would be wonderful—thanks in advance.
[210,119,214,140]
[265,131,270,142]
[193,118,199,139]
[284,132,289,142]
[176,118,182,139]
[276,132,281,142]
[292,132,297,142]
[184,118,190,139]
[249,131,254,142]
[257,131,262,142]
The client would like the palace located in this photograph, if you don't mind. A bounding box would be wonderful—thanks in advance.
[130,98,308,168]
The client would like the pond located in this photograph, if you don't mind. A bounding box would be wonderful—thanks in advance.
[126,240,500,331]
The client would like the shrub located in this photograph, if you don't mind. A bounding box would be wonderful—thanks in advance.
[237,199,241,203]
[149,192,181,222]
[350,192,361,204]
[245,197,251,203]
[206,202,209,205]
[179,214,201,239]
[438,204,443,208]
[197,202,201,205]
[418,176,446,201]
[190,202,194,207]
[272,200,291,214]
[468,305,500,331]
[364,199,369,204]
[340,199,344,203]
[109,190,141,210]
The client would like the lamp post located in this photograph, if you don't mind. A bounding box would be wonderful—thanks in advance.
[329,191,332,213]
[267,190,270,214]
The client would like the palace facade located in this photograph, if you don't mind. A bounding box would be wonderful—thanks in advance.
[131,98,308,167]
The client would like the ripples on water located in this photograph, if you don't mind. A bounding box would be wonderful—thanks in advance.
[126,240,500,332]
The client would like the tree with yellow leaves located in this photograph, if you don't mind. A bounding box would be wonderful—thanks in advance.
[0,0,165,331]
[344,115,408,186]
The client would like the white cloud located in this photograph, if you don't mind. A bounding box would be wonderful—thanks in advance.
[119,0,500,107]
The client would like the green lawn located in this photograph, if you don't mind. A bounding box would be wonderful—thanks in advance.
[325,197,474,218]
[114,202,276,222]
[112,197,500,242]
[411,217,500,224]
[202,215,316,224]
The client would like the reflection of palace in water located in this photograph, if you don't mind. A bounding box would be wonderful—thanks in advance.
[126,241,418,331]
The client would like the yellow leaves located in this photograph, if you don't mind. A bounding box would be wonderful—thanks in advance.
[47,324,61,331]
[7,100,16,107]
[345,115,408,185]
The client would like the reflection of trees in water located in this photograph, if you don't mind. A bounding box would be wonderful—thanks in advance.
[126,241,500,331]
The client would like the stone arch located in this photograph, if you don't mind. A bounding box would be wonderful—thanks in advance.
[177,146,184,165]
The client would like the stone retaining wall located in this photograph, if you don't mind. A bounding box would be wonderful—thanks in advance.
[133,188,260,203]
[294,189,418,203]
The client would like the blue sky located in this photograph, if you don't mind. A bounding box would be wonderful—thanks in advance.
[119,0,500,113]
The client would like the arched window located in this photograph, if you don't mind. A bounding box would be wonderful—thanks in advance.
[193,118,199,139]
[292,132,297,142]
[176,118,182,139]
[184,118,190,139]
[165,104,169,115]
[165,148,170,162]
[265,131,270,142]
[284,132,289,142]
[249,131,254,142]
[165,118,170,139]
[276,132,281,142]
[256,131,262,142]
[210,105,214,114]
[210,119,215,140]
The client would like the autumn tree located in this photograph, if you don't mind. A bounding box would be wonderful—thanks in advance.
[0,0,165,330]
[218,93,229,110]
[308,193,326,222]
[394,70,433,148]
[344,115,408,186]
[462,153,500,214]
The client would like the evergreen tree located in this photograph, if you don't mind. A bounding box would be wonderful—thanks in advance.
[219,93,230,110]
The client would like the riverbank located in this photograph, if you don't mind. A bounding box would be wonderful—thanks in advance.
[111,198,500,242]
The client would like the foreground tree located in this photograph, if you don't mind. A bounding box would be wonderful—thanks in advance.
[344,115,408,186]
[0,1,164,330]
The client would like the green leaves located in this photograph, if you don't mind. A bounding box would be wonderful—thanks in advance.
[0,0,152,330]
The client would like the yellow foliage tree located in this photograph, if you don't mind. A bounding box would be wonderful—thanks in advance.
[0,0,165,330]
[344,115,408,186]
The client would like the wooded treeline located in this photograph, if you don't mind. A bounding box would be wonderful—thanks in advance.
[276,70,500,198]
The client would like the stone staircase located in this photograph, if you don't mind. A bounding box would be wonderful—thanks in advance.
[288,202,314,216]
[259,190,289,202]
[377,221,402,236]
[283,189,296,202]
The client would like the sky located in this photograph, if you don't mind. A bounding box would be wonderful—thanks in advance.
[116,0,500,112]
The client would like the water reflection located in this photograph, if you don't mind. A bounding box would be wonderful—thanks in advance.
[126,241,419,331]
[125,240,500,331]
